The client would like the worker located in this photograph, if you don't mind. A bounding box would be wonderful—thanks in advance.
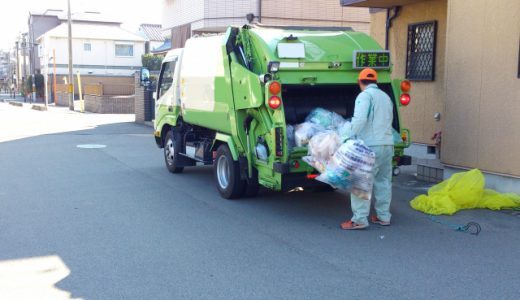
[341,68,394,230]
[10,82,16,98]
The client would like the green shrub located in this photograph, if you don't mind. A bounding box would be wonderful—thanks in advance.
[142,54,163,71]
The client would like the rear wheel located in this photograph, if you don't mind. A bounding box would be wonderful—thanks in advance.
[214,145,245,199]
[164,130,184,173]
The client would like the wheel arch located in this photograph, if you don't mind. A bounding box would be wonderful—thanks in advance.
[156,115,183,148]
[212,133,239,160]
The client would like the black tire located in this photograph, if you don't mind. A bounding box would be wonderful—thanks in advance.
[163,130,184,173]
[214,144,245,199]
[241,168,260,198]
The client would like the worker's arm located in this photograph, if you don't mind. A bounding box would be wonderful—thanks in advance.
[349,92,371,139]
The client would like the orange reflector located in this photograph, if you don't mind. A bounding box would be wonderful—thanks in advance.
[269,81,281,95]
[268,96,282,109]
[401,132,408,142]
[307,174,318,179]
[400,80,411,93]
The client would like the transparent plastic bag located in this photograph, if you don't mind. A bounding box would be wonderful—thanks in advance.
[303,131,341,173]
[255,143,268,161]
[316,139,376,200]
[336,121,352,142]
[294,122,325,147]
[305,108,345,129]
[286,125,296,150]
[410,169,520,215]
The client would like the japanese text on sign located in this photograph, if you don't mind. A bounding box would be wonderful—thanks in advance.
[353,51,391,69]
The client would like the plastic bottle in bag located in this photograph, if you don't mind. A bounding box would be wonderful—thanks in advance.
[303,131,341,173]
[294,122,325,147]
[316,139,376,200]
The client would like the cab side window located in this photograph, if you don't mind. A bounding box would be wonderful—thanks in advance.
[158,60,177,98]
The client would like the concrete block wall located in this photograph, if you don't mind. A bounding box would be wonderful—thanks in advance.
[85,95,135,114]
[55,92,69,107]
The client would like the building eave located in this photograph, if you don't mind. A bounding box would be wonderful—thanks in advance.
[340,0,432,8]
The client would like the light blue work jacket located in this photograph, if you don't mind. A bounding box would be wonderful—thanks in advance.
[349,84,394,146]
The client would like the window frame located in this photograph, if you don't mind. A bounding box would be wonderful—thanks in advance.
[157,59,177,99]
[405,20,438,81]
[115,42,134,57]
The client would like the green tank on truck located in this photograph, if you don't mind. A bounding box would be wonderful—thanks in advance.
[153,25,412,199]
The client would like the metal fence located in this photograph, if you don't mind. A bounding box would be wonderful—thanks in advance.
[144,83,155,121]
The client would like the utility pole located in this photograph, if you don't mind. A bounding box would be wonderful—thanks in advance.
[15,41,19,88]
[67,0,74,110]
[31,27,36,103]
[22,34,27,103]
[53,49,56,105]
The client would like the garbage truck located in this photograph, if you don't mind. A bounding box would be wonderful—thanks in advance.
[153,25,412,199]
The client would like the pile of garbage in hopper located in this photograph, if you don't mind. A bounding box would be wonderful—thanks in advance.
[286,108,380,200]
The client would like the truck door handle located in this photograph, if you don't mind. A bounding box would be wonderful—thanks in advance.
[168,106,173,112]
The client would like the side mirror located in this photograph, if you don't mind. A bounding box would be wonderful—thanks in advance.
[140,67,150,86]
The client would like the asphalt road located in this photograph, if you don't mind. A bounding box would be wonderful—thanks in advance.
[0,101,519,299]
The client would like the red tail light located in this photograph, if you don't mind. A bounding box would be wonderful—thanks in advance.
[268,96,282,109]
[400,93,411,106]
[307,174,318,180]
[269,81,281,95]
[400,80,411,93]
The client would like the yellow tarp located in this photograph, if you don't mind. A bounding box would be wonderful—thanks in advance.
[410,169,520,215]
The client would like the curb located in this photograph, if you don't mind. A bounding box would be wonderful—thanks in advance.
[9,101,23,107]
[32,105,48,111]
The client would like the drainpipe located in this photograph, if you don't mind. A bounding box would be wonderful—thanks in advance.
[257,0,262,23]
[385,6,400,50]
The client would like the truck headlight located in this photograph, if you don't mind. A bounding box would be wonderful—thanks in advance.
[268,61,280,73]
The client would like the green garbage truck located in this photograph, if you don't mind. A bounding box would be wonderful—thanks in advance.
[153,25,412,199]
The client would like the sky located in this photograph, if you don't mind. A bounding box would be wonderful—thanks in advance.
[0,0,162,51]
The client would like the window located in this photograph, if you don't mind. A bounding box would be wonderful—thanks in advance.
[406,21,437,81]
[158,60,177,98]
[84,43,91,52]
[115,43,134,57]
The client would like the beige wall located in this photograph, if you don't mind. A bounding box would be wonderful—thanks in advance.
[371,0,447,145]
[441,0,520,176]
[262,0,370,33]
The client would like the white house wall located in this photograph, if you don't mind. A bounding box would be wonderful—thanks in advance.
[162,0,206,30]
[163,0,259,31]
[41,37,144,76]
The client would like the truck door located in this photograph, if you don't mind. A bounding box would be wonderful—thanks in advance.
[156,58,177,108]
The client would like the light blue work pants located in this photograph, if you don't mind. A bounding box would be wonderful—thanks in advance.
[350,145,394,225]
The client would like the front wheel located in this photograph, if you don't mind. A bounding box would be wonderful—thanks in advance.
[214,144,245,199]
[164,130,184,173]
